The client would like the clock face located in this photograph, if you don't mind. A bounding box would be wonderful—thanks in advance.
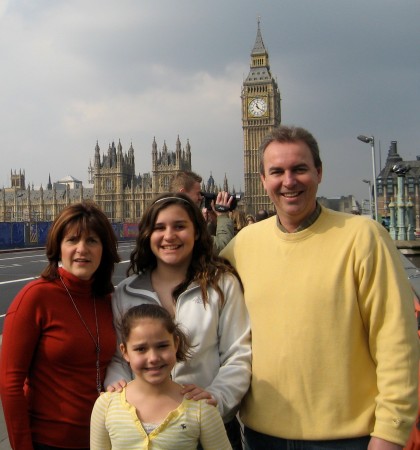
[248,97,267,117]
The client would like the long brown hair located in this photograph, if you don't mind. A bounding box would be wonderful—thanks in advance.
[128,193,243,305]
[41,201,120,296]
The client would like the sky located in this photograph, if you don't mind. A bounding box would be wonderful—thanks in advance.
[1,0,419,204]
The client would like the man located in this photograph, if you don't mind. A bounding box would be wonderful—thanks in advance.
[170,170,234,254]
[221,126,419,449]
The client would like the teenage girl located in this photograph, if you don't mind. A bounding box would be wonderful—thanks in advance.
[91,304,232,449]
[105,193,251,449]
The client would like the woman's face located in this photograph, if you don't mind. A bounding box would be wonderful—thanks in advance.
[150,204,196,271]
[60,225,103,280]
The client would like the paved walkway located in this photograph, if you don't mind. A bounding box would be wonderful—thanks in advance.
[0,338,11,448]
[0,400,11,450]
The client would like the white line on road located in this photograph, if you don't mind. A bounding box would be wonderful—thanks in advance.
[0,277,37,285]
[0,254,45,262]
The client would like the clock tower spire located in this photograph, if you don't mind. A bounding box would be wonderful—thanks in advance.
[242,19,281,214]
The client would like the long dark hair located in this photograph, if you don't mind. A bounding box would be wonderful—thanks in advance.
[41,201,120,296]
[128,193,242,305]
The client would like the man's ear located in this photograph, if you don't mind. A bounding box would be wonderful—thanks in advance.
[317,165,323,183]
[260,172,267,190]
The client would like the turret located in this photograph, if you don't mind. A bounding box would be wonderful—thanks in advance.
[94,141,101,167]
[117,139,123,165]
[223,173,228,192]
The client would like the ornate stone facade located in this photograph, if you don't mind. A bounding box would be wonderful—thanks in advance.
[0,137,191,222]
[91,136,191,222]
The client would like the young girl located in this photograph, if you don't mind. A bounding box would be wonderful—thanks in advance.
[91,304,232,449]
[105,193,251,449]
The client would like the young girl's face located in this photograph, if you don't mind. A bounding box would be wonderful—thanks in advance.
[150,204,196,270]
[120,318,178,385]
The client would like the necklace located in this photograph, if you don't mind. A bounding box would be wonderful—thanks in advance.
[60,276,101,395]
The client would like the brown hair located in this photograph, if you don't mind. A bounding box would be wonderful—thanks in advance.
[230,209,247,233]
[259,125,322,175]
[128,193,243,305]
[41,201,120,296]
[119,304,192,362]
[170,171,202,193]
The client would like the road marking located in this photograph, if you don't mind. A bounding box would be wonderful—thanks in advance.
[0,277,37,285]
[0,254,45,261]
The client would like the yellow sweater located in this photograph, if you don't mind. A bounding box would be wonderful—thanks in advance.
[221,207,419,445]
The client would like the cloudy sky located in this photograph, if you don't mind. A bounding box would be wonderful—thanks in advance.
[1,0,419,203]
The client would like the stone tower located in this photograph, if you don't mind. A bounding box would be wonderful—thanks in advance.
[91,137,191,222]
[242,19,281,214]
[152,135,191,192]
[11,169,26,190]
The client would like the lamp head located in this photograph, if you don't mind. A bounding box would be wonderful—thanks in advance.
[392,164,411,175]
[357,135,373,144]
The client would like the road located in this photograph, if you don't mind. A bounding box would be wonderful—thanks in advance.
[0,241,136,334]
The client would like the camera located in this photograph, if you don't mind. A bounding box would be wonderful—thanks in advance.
[200,192,239,212]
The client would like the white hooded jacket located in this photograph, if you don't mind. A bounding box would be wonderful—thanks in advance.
[104,270,251,422]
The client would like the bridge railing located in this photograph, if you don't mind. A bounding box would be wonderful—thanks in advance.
[0,221,139,250]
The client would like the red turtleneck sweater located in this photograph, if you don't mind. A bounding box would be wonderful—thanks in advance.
[0,268,116,449]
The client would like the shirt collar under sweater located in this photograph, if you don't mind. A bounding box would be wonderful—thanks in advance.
[57,267,94,296]
[276,202,322,233]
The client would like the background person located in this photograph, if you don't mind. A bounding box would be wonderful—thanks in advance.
[245,214,256,225]
[170,170,234,253]
[105,193,251,449]
[255,209,269,222]
[0,201,120,450]
[221,126,419,450]
[230,209,248,234]
[91,304,232,450]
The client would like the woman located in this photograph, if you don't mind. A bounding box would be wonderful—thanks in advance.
[0,201,120,450]
[105,193,251,449]
[230,209,248,234]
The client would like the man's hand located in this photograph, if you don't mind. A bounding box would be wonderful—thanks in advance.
[213,191,233,215]
[368,437,402,450]
[180,384,218,407]
[106,379,127,393]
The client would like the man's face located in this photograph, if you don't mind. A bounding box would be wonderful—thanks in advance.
[183,181,203,207]
[260,140,322,231]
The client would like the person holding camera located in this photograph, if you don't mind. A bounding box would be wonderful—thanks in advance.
[170,170,234,254]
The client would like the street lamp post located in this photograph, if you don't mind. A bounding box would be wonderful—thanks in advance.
[362,179,373,217]
[357,135,379,221]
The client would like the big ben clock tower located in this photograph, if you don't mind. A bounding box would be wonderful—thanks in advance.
[242,20,281,215]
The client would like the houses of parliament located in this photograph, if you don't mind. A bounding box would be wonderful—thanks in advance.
[0,136,194,223]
